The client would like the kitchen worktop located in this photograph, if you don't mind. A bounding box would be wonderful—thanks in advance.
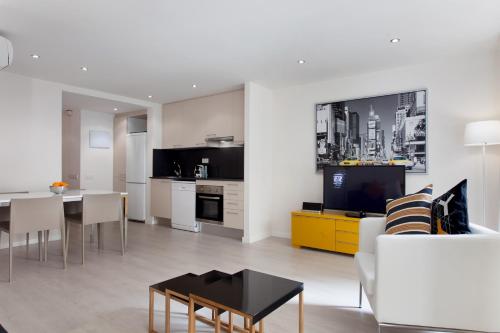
[150,176,244,182]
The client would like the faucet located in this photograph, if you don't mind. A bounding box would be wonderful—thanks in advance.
[173,161,182,178]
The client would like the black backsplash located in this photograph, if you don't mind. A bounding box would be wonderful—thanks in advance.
[153,147,244,180]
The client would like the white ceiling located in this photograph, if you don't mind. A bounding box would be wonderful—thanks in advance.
[1,0,499,104]
[62,92,145,114]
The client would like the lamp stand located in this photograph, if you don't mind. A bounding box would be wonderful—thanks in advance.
[481,143,486,226]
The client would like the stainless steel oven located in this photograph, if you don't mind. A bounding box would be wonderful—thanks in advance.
[196,185,223,224]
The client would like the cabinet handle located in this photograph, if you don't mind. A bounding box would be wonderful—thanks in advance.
[199,196,220,200]
[337,240,357,246]
[226,211,239,215]
[206,134,217,137]
[337,230,358,235]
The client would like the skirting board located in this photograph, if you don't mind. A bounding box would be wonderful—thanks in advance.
[272,231,291,239]
[0,230,62,250]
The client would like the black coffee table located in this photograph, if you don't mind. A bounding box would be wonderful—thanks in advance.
[149,269,304,333]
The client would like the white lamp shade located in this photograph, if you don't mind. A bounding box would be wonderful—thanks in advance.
[464,120,500,146]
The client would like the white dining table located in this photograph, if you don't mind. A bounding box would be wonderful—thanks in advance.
[0,189,129,247]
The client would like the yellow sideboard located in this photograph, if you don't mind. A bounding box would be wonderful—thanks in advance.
[291,211,360,255]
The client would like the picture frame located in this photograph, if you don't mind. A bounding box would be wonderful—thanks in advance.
[315,89,427,173]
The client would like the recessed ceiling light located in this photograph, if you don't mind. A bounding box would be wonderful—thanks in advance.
[297,59,306,64]
[390,38,400,43]
[80,66,88,71]
[113,107,118,111]
[31,54,40,59]
[147,95,153,99]
[192,84,197,88]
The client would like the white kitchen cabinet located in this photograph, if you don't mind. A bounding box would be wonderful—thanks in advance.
[162,103,183,149]
[223,180,244,230]
[162,89,244,148]
[223,209,244,229]
[150,179,172,219]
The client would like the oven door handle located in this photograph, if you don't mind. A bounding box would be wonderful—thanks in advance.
[198,195,221,200]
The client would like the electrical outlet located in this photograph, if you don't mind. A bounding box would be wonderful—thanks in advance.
[202,158,209,164]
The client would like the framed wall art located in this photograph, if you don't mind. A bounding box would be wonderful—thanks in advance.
[316,90,427,173]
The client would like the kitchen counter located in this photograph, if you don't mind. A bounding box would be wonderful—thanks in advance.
[150,176,244,182]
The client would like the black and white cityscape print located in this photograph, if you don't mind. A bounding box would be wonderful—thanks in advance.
[316,90,427,173]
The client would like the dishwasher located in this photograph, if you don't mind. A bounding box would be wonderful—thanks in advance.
[171,181,200,232]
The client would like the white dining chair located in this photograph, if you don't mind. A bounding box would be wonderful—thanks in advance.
[1,196,66,283]
[65,193,124,265]
[0,192,45,260]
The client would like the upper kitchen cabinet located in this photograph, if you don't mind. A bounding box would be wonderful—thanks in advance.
[162,101,183,148]
[162,89,244,148]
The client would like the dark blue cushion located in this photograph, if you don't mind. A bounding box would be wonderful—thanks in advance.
[431,179,470,234]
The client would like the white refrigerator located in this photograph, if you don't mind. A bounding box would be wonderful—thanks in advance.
[126,132,147,221]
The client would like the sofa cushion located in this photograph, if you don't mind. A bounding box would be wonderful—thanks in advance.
[431,179,470,234]
[385,184,433,235]
[354,252,375,295]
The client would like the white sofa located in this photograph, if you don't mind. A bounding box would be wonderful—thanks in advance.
[355,217,500,333]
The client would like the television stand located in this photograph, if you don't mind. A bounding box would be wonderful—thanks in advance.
[345,211,367,218]
[291,210,361,255]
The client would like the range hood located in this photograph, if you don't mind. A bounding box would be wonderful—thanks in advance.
[205,136,243,147]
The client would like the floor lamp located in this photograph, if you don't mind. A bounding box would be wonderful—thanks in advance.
[464,120,500,225]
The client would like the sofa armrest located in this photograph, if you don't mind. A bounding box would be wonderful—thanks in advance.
[374,234,500,332]
[358,217,386,254]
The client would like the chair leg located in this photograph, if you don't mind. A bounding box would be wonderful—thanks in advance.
[124,215,128,249]
[44,230,50,262]
[119,220,124,256]
[61,224,67,269]
[26,233,29,257]
[38,231,43,262]
[90,224,95,244]
[81,224,85,265]
[358,282,363,308]
[65,222,70,258]
[9,233,13,283]
[97,223,102,250]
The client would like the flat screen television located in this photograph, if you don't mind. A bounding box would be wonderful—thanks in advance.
[323,166,406,214]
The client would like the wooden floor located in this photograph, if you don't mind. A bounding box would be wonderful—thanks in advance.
[0,222,431,333]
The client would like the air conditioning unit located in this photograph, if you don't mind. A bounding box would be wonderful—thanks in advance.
[0,36,14,71]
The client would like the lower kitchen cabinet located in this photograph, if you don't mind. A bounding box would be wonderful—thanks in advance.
[223,208,244,229]
[223,181,244,230]
[150,179,172,219]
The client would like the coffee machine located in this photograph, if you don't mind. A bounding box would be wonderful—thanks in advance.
[194,164,208,179]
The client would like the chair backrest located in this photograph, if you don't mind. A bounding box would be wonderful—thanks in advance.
[10,196,64,234]
[0,191,28,222]
[82,193,122,225]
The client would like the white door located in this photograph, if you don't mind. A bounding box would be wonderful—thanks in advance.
[126,182,146,221]
[126,133,146,183]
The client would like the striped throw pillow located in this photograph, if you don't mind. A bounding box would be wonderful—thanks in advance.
[385,184,433,235]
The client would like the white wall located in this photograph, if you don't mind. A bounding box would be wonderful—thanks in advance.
[0,71,161,248]
[146,106,163,224]
[270,51,500,237]
[62,109,81,189]
[243,82,274,243]
[0,71,62,192]
[80,110,114,191]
